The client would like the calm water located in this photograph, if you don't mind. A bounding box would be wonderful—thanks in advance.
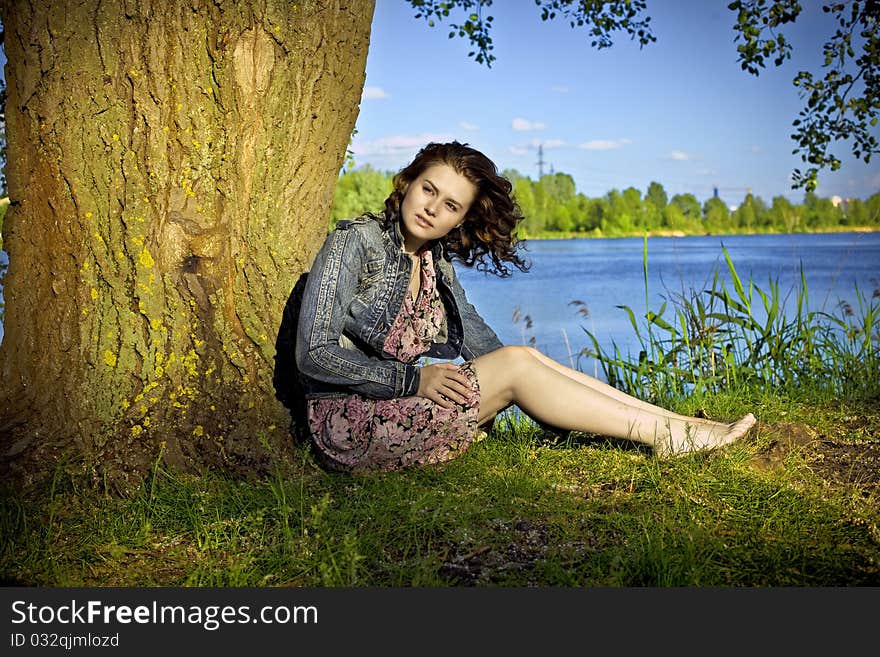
[2,232,879,368]
[456,231,880,376]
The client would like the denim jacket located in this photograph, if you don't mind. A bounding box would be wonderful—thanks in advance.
[295,212,503,400]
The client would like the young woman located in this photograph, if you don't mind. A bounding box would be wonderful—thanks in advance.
[295,141,756,473]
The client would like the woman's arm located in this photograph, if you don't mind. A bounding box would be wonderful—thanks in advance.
[295,226,420,399]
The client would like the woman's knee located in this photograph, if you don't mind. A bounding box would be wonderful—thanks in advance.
[507,345,545,370]
[473,346,532,412]
[487,345,538,368]
[473,345,534,389]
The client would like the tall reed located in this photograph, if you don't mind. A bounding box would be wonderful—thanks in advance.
[579,238,880,404]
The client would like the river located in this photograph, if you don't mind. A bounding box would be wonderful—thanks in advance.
[2,232,879,375]
[456,231,880,376]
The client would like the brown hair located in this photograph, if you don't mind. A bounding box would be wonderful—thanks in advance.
[383,141,530,277]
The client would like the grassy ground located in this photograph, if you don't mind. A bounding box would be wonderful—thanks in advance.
[1,241,877,587]
[1,389,878,587]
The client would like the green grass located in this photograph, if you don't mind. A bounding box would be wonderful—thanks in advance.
[1,243,879,587]
[2,393,878,587]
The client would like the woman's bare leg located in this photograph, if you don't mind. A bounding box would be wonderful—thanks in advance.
[527,348,686,422]
[525,348,757,455]
[472,346,755,457]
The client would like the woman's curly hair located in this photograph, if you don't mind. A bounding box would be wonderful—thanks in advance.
[383,141,530,277]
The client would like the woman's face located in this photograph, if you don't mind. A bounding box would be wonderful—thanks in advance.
[399,163,477,254]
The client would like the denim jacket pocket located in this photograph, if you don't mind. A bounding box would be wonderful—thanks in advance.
[357,258,385,294]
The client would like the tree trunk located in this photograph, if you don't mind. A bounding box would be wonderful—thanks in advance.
[0,0,375,493]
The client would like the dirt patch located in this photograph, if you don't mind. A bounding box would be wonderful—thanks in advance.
[749,420,880,494]
[807,442,880,493]
[439,518,553,586]
[748,421,820,472]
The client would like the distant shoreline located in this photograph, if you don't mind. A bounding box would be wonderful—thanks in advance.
[520,225,880,241]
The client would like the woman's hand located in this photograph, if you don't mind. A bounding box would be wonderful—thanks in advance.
[417,363,472,409]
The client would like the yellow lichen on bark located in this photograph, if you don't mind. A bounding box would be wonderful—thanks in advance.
[0,0,376,491]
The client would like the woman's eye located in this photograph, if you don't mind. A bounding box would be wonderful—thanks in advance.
[446,202,457,211]
[423,185,433,194]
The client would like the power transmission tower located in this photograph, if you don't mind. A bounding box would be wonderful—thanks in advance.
[536,143,545,178]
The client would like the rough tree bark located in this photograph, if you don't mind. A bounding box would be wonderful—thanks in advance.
[0,0,375,493]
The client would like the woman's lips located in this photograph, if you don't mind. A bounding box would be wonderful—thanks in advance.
[415,214,433,229]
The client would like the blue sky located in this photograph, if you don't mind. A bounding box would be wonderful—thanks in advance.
[0,3,875,206]
[351,0,880,206]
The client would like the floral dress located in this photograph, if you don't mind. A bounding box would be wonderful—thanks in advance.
[306,250,485,473]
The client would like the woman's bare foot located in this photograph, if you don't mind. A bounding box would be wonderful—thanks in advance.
[654,413,757,459]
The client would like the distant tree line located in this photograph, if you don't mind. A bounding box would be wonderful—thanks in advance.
[330,165,880,237]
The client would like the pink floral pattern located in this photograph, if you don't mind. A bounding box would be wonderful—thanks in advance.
[306,250,484,473]
[382,251,445,363]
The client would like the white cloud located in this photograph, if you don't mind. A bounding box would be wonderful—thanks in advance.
[362,86,389,100]
[512,118,546,131]
[459,121,479,131]
[669,151,691,161]
[350,133,454,157]
[578,138,632,151]
[750,145,763,153]
[510,138,566,155]
[551,85,570,94]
